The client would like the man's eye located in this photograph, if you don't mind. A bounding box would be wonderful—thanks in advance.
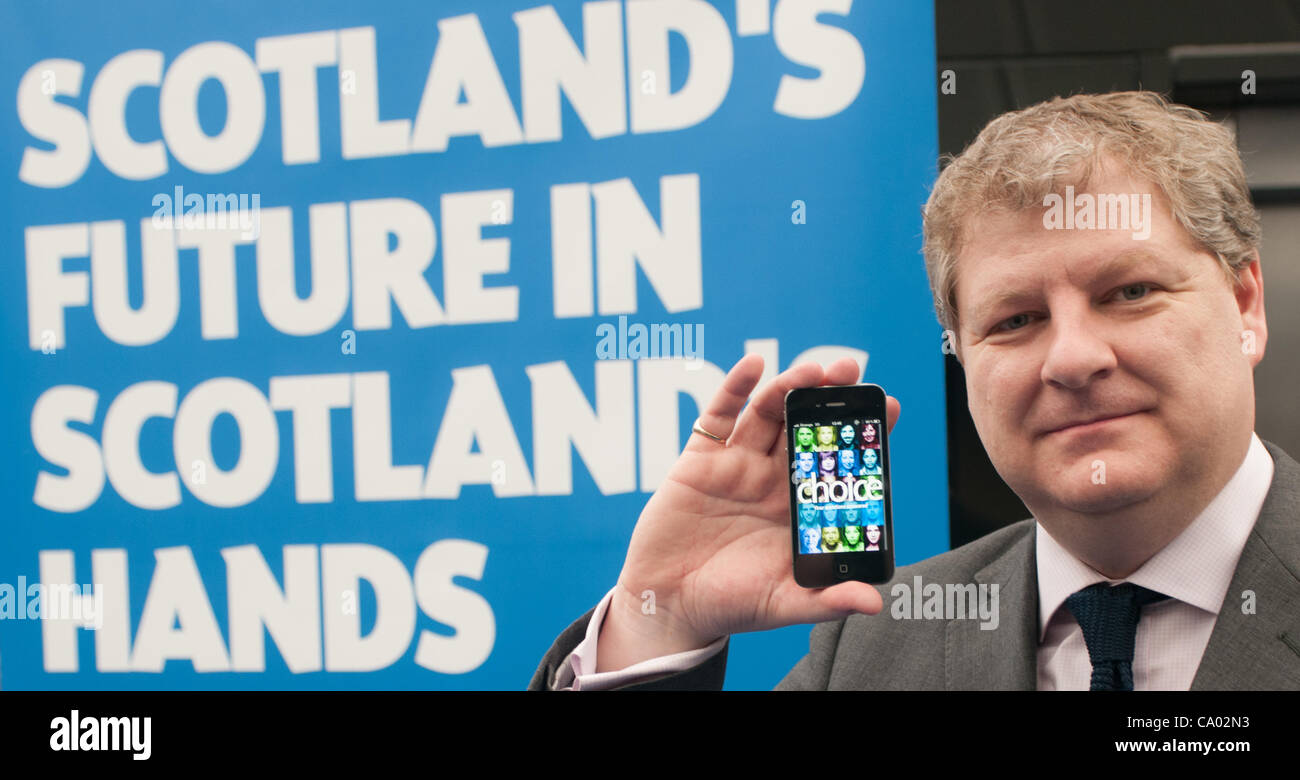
[1114,283,1152,301]
[995,313,1034,332]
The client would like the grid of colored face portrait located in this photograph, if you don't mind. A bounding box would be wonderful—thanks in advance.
[792,419,886,554]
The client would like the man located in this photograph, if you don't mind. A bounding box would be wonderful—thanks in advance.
[795,426,816,453]
[863,500,882,526]
[529,92,1300,691]
[821,525,845,553]
[797,502,819,529]
[794,450,818,482]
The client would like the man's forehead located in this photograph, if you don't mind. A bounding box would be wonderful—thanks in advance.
[953,182,1205,328]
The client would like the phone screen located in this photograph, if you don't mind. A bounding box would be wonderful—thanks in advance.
[790,419,888,556]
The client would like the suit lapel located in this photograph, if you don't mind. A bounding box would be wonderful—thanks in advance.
[946,525,1039,690]
[1192,441,1300,690]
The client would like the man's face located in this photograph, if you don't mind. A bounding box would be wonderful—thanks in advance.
[865,501,880,521]
[840,425,855,443]
[954,163,1266,519]
[796,427,813,448]
[799,503,817,524]
[839,450,857,470]
[822,527,841,547]
[797,451,814,471]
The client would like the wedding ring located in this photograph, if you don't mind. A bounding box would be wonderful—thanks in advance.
[691,418,727,443]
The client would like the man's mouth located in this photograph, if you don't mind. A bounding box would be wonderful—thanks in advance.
[1044,410,1147,436]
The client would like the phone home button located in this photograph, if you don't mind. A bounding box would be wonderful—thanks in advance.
[836,563,850,577]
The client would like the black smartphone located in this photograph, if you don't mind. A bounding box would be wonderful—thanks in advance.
[786,383,895,587]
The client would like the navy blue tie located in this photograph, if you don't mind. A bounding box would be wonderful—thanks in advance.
[1064,582,1168,691]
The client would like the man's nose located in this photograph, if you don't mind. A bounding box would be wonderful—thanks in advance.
[1040,307,1117,390]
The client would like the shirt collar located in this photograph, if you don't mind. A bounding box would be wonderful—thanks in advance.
[1036,432,1275,641]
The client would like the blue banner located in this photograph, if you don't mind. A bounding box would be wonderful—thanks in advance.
[0,0,943,689]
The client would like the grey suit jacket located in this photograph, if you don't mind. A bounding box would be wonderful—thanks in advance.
[528,440,1300,690]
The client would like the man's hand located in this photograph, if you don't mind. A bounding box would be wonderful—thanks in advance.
[596,354,901,672]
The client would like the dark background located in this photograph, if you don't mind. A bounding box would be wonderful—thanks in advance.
[935,0,1300,545]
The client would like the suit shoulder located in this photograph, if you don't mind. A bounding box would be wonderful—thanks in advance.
[818,519,1035,689]
[891,517,1036,585]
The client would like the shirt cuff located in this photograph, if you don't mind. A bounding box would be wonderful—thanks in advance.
[550,585,729,690]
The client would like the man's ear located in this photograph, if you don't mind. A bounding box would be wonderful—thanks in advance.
[1233,250,1267,367]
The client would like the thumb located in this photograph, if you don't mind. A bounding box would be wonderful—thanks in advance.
[804,581,884,623]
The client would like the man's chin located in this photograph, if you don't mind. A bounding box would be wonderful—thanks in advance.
[1048,485,1157,514]
[1037,459,1167,515]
